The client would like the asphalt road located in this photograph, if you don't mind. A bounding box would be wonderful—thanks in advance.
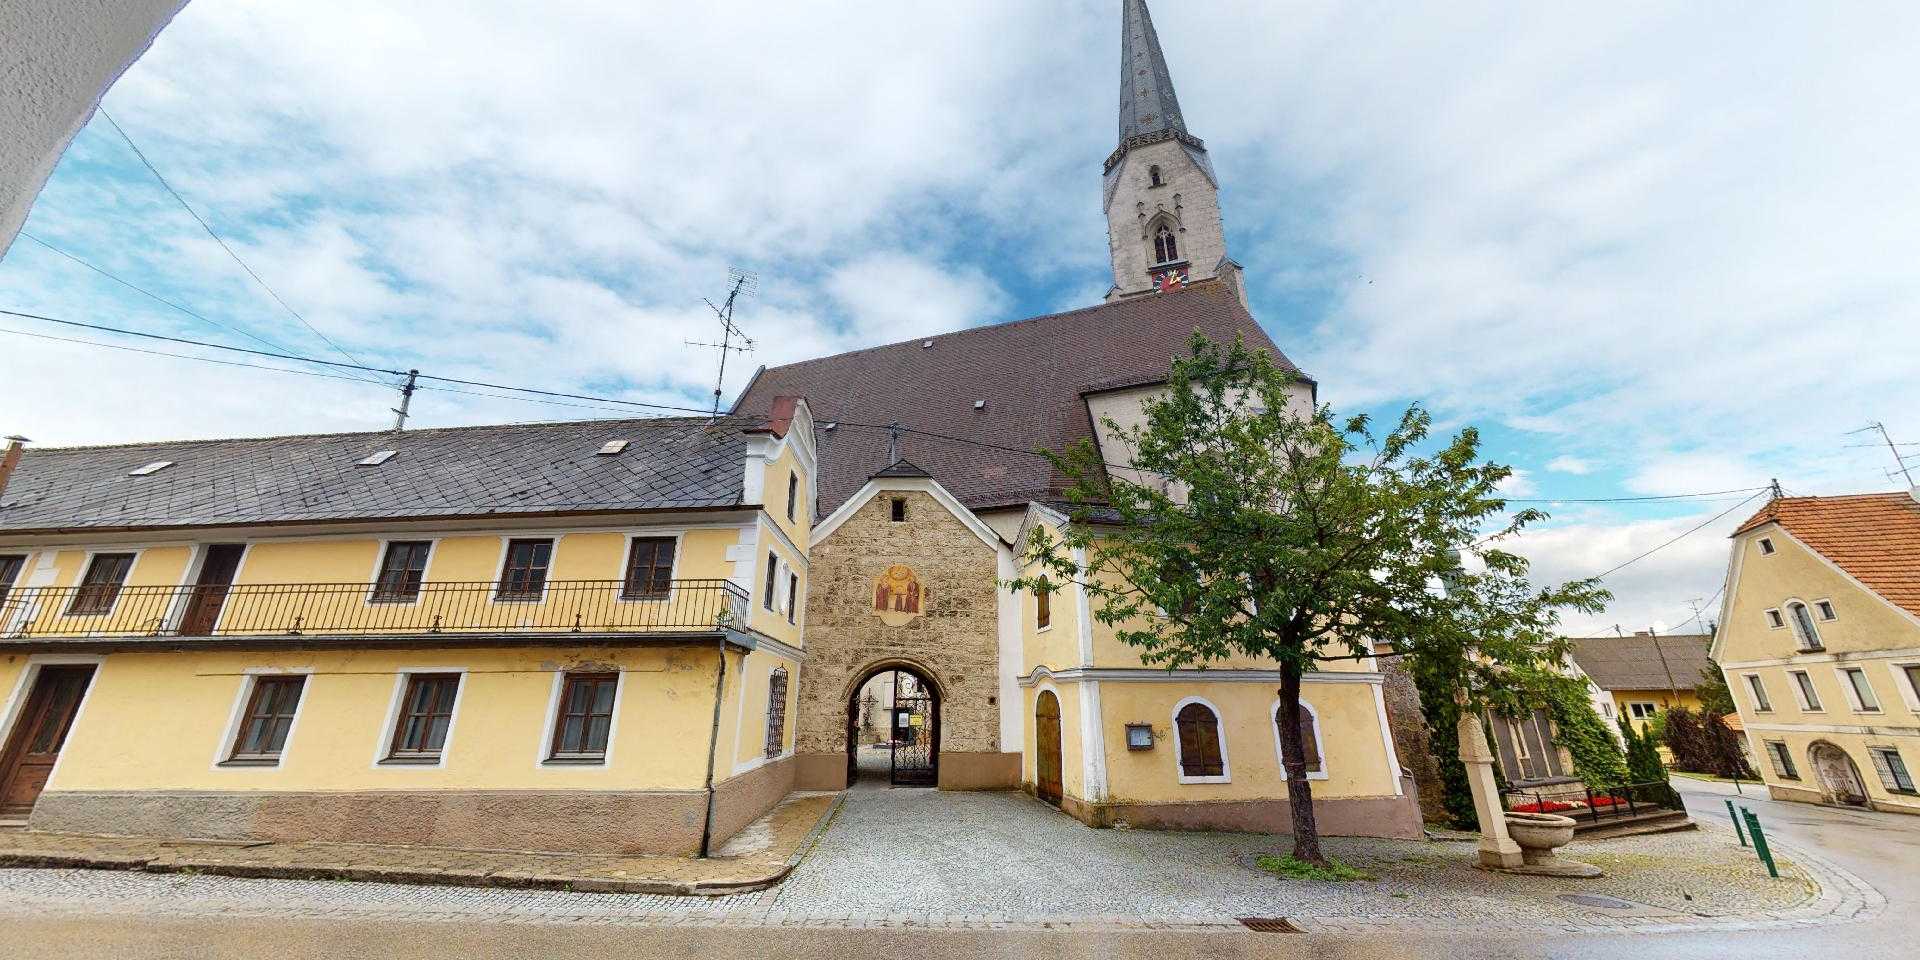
[1,776,1912,959]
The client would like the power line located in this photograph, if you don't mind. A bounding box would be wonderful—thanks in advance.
[1503,486,1769,504]
[1588,489,1768,583]
[95,108,384,379]
[0,326,388,389]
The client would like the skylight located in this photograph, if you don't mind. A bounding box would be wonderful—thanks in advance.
[597,440,630,456]
[357,450,397,467]
[127,461,173,476]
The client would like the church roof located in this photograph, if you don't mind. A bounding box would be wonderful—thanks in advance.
[733,280,1299,517]
[1119,0,1188,143]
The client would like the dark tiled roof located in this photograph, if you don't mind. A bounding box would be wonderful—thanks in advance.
[1732,492,1920,618]
[1567,634,1712,692]
[734,280,1295,515]
[0,417,753,533]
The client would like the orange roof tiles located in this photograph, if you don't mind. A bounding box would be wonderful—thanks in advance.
[1733,492,1920,619]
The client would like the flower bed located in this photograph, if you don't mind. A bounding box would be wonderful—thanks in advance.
[1508,800,1577,814]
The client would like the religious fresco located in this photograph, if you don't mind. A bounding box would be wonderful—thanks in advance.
[872,563,927,626]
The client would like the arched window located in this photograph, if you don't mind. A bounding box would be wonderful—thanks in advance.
[1153,224,1178,264]
[1148,164,1163,187]
[1787,601,1823,651]
[1174,700,1226,781]
[764,667,789,758]
[1274,701,1325,777]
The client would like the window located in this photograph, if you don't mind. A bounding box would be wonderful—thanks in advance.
[0,554,24,608]
[127,460,172,476]
[386,673,460,762]
[764,668,789,759]
[621,537,676,599]
[1148,164,1163,186]
[1764,741,1799,780]
[1628,701,1659,720]
[1791,670,1821,710]
[548,673,618,762]
[1600,700,1614,718]
[372,541,431,602]
[66,553,134,616]
[1745,674,1772,711]
[1787,601,1823,650]
[1757,537,1775,555]
[496,539,552,600]
[786,472,800,523]
[1174,701,1226,780]
[1815,599,1836,621]
[1870,747,1915,794]
[1765,609,1785,629]
[1276,703,1323,776]
[356,450,396,467]
[787,571,799,624]
[890,497,907,522]
[1035,576,1051,630]
[227,675,306,764]
[1153,224,1178,264]
[1841,667,1880,712]
[1905,664,1920,705]
[763,553,779,611]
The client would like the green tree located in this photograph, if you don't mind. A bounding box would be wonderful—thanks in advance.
[1007,334,1607,865]
[1696,658,1736,715]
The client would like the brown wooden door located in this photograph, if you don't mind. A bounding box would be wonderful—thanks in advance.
[179,544,245,636]
[1035,690,1063,806]
[0,665,96,816]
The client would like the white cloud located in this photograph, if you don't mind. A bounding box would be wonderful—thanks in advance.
[1495,468,1536,498]
[1545,455,1593,475]
[1500,503,1750,637]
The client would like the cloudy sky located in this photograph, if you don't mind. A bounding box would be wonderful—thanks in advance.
[3,0,1917,635]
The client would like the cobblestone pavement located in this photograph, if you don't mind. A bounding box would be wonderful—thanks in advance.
[0,788,1883,936]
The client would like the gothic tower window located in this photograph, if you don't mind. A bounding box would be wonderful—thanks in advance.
[1148,164,1163,187]
[1153,224,1178,264]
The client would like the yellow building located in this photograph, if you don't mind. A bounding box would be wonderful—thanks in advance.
[0,404,818,854]
[1714,491,1920,815]
[1567,633,1711,734]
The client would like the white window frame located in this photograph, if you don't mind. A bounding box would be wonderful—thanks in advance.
[614,530,685,605]
[1871,747,1916,794]
[1785,599,1823,651]
[491,536,557,604]
[1757,537,1775,555]
[364,538,438,607]
[535,669,625,770]
[1764,608,1785,629]
[1892,661,1920,712]
[1171,695,1230,785]
[1744,673,1772,712]
[1836,666,1881,713]
[1627,701,1659,720]
[1789,669,1822,711]
[371,667,468,769]
[1764,740,1799,780]
[1270,698,1328,781]
[1814,598,1837,622]
[212,668,313,771]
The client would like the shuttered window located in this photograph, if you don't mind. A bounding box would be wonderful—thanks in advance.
[0,555,24,609]
[1870,748,1915,794]
[549,673,618,761]
[621,537,676,599]
[1035,576,1051,629]
[1176,702,1225,779]
[228,675,307,763]
[1277,703,1322,774]
[1764,741,1799,780]
[386,673,460,762]
[66,553,135,616]
[497,539,552,599]
[372,542,431,602]
[765,668,789,759]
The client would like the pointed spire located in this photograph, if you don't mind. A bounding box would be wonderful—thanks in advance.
[1118,0,1187,143]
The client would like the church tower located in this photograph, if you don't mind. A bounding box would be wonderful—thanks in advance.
[1103,0,1244,305]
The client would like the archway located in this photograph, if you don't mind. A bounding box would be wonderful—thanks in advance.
[1034,689,1063,806]
[845,663,940,787]
[1808,741,1869,806]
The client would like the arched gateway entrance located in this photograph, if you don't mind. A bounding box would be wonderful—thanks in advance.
[846,665,940,787]
[1809,740,1869,806]
[1034,690,1063,806]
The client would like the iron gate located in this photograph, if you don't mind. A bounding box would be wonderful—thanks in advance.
[889,671,937,786]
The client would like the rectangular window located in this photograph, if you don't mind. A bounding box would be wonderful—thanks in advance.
[1791,670,1821,710]
[620,537,676,599]
[1816,600,1837,621]
[65,553,134,616]
[1765,609,1785,629]
[1036,576,1051,630]
[1745,674,1772,712]
[0,554,23,609]
[1842,667,1880,712]
[1905,664,1920,704]
[1765,741,1799,780]
[764,668,789,759]
[1628,701,1658,720]
[763,553,779,611]
[386,673,460,762]
[549,673,618,761]
[372,541,431,602]
[1871,748,1915,794]
[890,497,906,522]
[496,539,552,600]
[786,471,799,523]
[1758,537,1775,555]
[786,571,799,624]
[228,675,306,763]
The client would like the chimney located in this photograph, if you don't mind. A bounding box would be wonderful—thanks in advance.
[762,396,800,438]
[0,436,27,503]
[1910,484,1919,505]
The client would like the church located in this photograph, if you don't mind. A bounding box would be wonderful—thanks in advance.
[0,0,1420,855]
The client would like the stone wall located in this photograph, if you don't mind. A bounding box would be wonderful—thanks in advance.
[1378,654,1449,824]
[794,488,1007,787]
[1104,138,1227,296]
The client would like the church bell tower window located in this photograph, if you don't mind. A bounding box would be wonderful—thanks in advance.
[1153,224,1178,264]
[1148,164,1163,187]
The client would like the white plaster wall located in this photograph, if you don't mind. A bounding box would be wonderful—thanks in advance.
[0,0,186,256]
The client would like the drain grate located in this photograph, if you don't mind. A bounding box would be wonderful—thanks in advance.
[1236,917,1302,933]
[1557,893,1644,910]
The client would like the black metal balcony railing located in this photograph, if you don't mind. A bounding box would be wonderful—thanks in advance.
[0,579,750,640]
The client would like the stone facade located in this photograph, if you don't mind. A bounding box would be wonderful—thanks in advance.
[1378,654,1448,824]
[793,488,1010,789]
[1104,137,1229,298]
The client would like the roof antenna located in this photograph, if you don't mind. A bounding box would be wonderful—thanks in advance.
[1848,421,1915,488]
[390,369,420,432]
[887,421,902,465]
[688,269,757,421]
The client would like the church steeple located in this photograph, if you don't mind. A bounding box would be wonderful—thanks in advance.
[1102,0,1242,306]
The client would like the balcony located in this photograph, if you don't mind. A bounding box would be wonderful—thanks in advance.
[0,579,751,643]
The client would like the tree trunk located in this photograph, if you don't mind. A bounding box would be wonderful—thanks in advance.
[1277,658,1326,864]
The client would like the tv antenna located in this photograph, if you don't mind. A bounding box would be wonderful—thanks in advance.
[1848,421,1915,488]
[688,269,757,419]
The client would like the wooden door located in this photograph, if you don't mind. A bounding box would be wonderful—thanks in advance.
[179,545,245,636]
[1035,690,1063,806]
[0,665,96,816]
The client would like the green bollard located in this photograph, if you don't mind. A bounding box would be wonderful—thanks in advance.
[1726,799,1747,846]
[1741,808,1779,878]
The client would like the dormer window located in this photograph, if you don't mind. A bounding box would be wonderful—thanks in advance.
[1148,164,1164,187]
[1153,224,1178,264]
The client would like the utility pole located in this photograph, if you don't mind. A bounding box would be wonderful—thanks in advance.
[390,369,419,432]
[689,269,757,421]
[1768,477,1783,500]
[1648,624,1680,702]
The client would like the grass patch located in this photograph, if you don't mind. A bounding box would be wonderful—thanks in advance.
[1255,854,1372,882]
